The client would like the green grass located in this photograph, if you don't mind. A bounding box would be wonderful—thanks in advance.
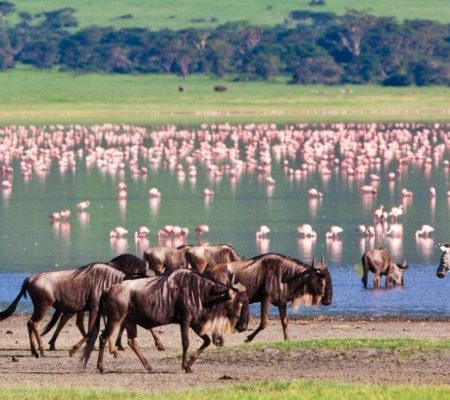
[9,0,450,30]
[1,66,450,125]
[2,380,450,400]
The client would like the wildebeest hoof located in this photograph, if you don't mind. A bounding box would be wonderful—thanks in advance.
[117,345,125,351]
[184,367,193,373]
[98,367,105,374]
[156,344,165,352]
[69,348,77,357]
[113,351,119,359]
[48,345,56,351]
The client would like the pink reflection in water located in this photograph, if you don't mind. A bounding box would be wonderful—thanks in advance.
[256,238,270,254]
[110,237,128,255]
[415,237,434,261]
[326,238,342,263]
[297,237,316,261]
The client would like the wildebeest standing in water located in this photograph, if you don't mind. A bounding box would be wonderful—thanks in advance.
[204,253,333,342]
[361,248,409,288]
[41,254,164,353]
[436,244,450,278]
[80,269,249,373]
[0,263,126,358]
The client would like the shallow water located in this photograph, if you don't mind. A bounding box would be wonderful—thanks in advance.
[0,123,449,316]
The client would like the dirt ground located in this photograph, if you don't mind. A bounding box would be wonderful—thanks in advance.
[1,314,450,391]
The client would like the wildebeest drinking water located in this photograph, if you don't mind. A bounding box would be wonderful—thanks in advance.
[203,253,333,342]
[361,248,409,288]
[436,243,450,278]
[80,269,249,373]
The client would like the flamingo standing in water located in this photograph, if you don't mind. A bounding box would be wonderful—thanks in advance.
[256,225,270,239]
[415,224,434,238]
[134,226,150,239]
[325,226,343,240]
[297,224,317,238]
[110,226,128,238]
[76,200,90,212]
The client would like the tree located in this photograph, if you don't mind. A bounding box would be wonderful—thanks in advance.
[291,56,343,84]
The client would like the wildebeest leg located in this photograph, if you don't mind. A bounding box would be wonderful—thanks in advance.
[212,333,224,347]
[149,328,165,351]
[48,312,74,351]
[69,309,96,357]
[114,321,126,351]
[125,320,152,372]
[373,273,381,288]
[28,307,48,358]
[96,314,124,374]
[186,328,211,369]
[180,319,192,373]
[279,304,289,340]
[75,312,87,337]
[245,297,270,342]
[361,256,369,288]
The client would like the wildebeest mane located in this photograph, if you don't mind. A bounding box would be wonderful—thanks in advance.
[108,253,147,275]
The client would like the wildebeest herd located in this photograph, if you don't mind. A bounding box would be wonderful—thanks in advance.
[0,242,448,374]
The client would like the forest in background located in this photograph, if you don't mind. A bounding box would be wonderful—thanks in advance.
[0,1,450,86]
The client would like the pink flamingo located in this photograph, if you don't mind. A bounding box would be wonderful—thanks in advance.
[148,188,161,198]
[429,187,436,198]
[297,224,317,238]
[110,226,128,238]
[307,188,323,199]
[325,226,343,240]
[134,226,150,239]
[195,224,209,239]
[256,225,270,239]
[76,200,90,212]
[59,209,71,221]
[415,224,434,238]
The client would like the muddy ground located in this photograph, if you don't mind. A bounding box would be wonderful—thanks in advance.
[1,315,450,391]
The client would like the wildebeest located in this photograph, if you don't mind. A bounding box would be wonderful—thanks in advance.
[185,244,241,273]
[41,254,163,353]
[436,243,450,278]
[143,245,192,274]
[213,85,228,92]
[204,253,333,342]
[361,248,409,288]
[0,263,125,358]
[80,269,249,373]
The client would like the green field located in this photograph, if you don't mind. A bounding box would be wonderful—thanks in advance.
[0,66,449,125]
[2,380,450,400]
[10,0,450,30]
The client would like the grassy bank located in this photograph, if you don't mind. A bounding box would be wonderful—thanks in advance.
[1,67,449,125]
[10,0,450,30]
[1,380,450,400]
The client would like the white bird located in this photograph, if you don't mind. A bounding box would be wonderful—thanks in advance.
[134,226,150,239]
[297,224,317,238]
[256,225,270,239]
[325,226,343,239]
[148,188,161,198]
[76,200,91,212]
[110,226,128,238]
[415,224,434,238]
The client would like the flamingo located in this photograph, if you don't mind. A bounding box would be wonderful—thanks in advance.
[256,225,270,239]
[389,205,403,223]
[148,188,161,198]
[325,226,343,239]
[429,186,436,198]
[307,188,323,199]
[415,224,434,238]
[110,226,128,238]
[1,180,12,189]
[76,200,91,212]
[297,224,317,238]
[134,226,150,239]
[60,209,71,221]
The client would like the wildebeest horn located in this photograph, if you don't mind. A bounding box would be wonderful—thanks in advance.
[312,256,316,268]
[320,254,324,264]
[402,258,407,267]
[230,273,236,287]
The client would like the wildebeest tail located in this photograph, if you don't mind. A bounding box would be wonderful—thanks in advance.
[40,310,62,336]
[0,277,29,321]
[79,292,104,368]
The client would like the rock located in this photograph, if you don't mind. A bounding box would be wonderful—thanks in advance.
[11,356,18,362]
[6,330,13,334]
[218,375,237,380]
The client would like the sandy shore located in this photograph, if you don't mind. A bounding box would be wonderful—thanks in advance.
[1,315,450,391]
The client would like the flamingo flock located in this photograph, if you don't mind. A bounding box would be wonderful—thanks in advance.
[0,122,448,258]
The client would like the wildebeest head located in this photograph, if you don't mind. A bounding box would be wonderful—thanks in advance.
[437,244,450,278]
[389,259,409,285]
[200,274,249,335]
[290,255,333,309]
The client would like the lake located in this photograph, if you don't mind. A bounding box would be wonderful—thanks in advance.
[1,122,450,316]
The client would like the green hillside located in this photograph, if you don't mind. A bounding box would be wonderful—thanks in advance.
[10,0,450,30]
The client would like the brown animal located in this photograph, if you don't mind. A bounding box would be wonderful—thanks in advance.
[437,244,450,278]
[143,246,192,274]
[361,248,409,288]
[80,269,249,373]
[204,253,333,342]
[0,263,126,358]
[41,254,163,353]
[185,244,241,273]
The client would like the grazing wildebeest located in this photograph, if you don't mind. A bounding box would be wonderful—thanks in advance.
[361,248,409,288]
[204,253,333,342]
[80,269,249,373]
[41,254,164,353]
[186,244,241,273]
[143,245,192,274]
[436,244,450,278]
[0,263,126,358]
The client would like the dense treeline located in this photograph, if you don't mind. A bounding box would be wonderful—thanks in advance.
[0,2,450,85]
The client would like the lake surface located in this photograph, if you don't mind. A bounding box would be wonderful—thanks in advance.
[1,123,450,316]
